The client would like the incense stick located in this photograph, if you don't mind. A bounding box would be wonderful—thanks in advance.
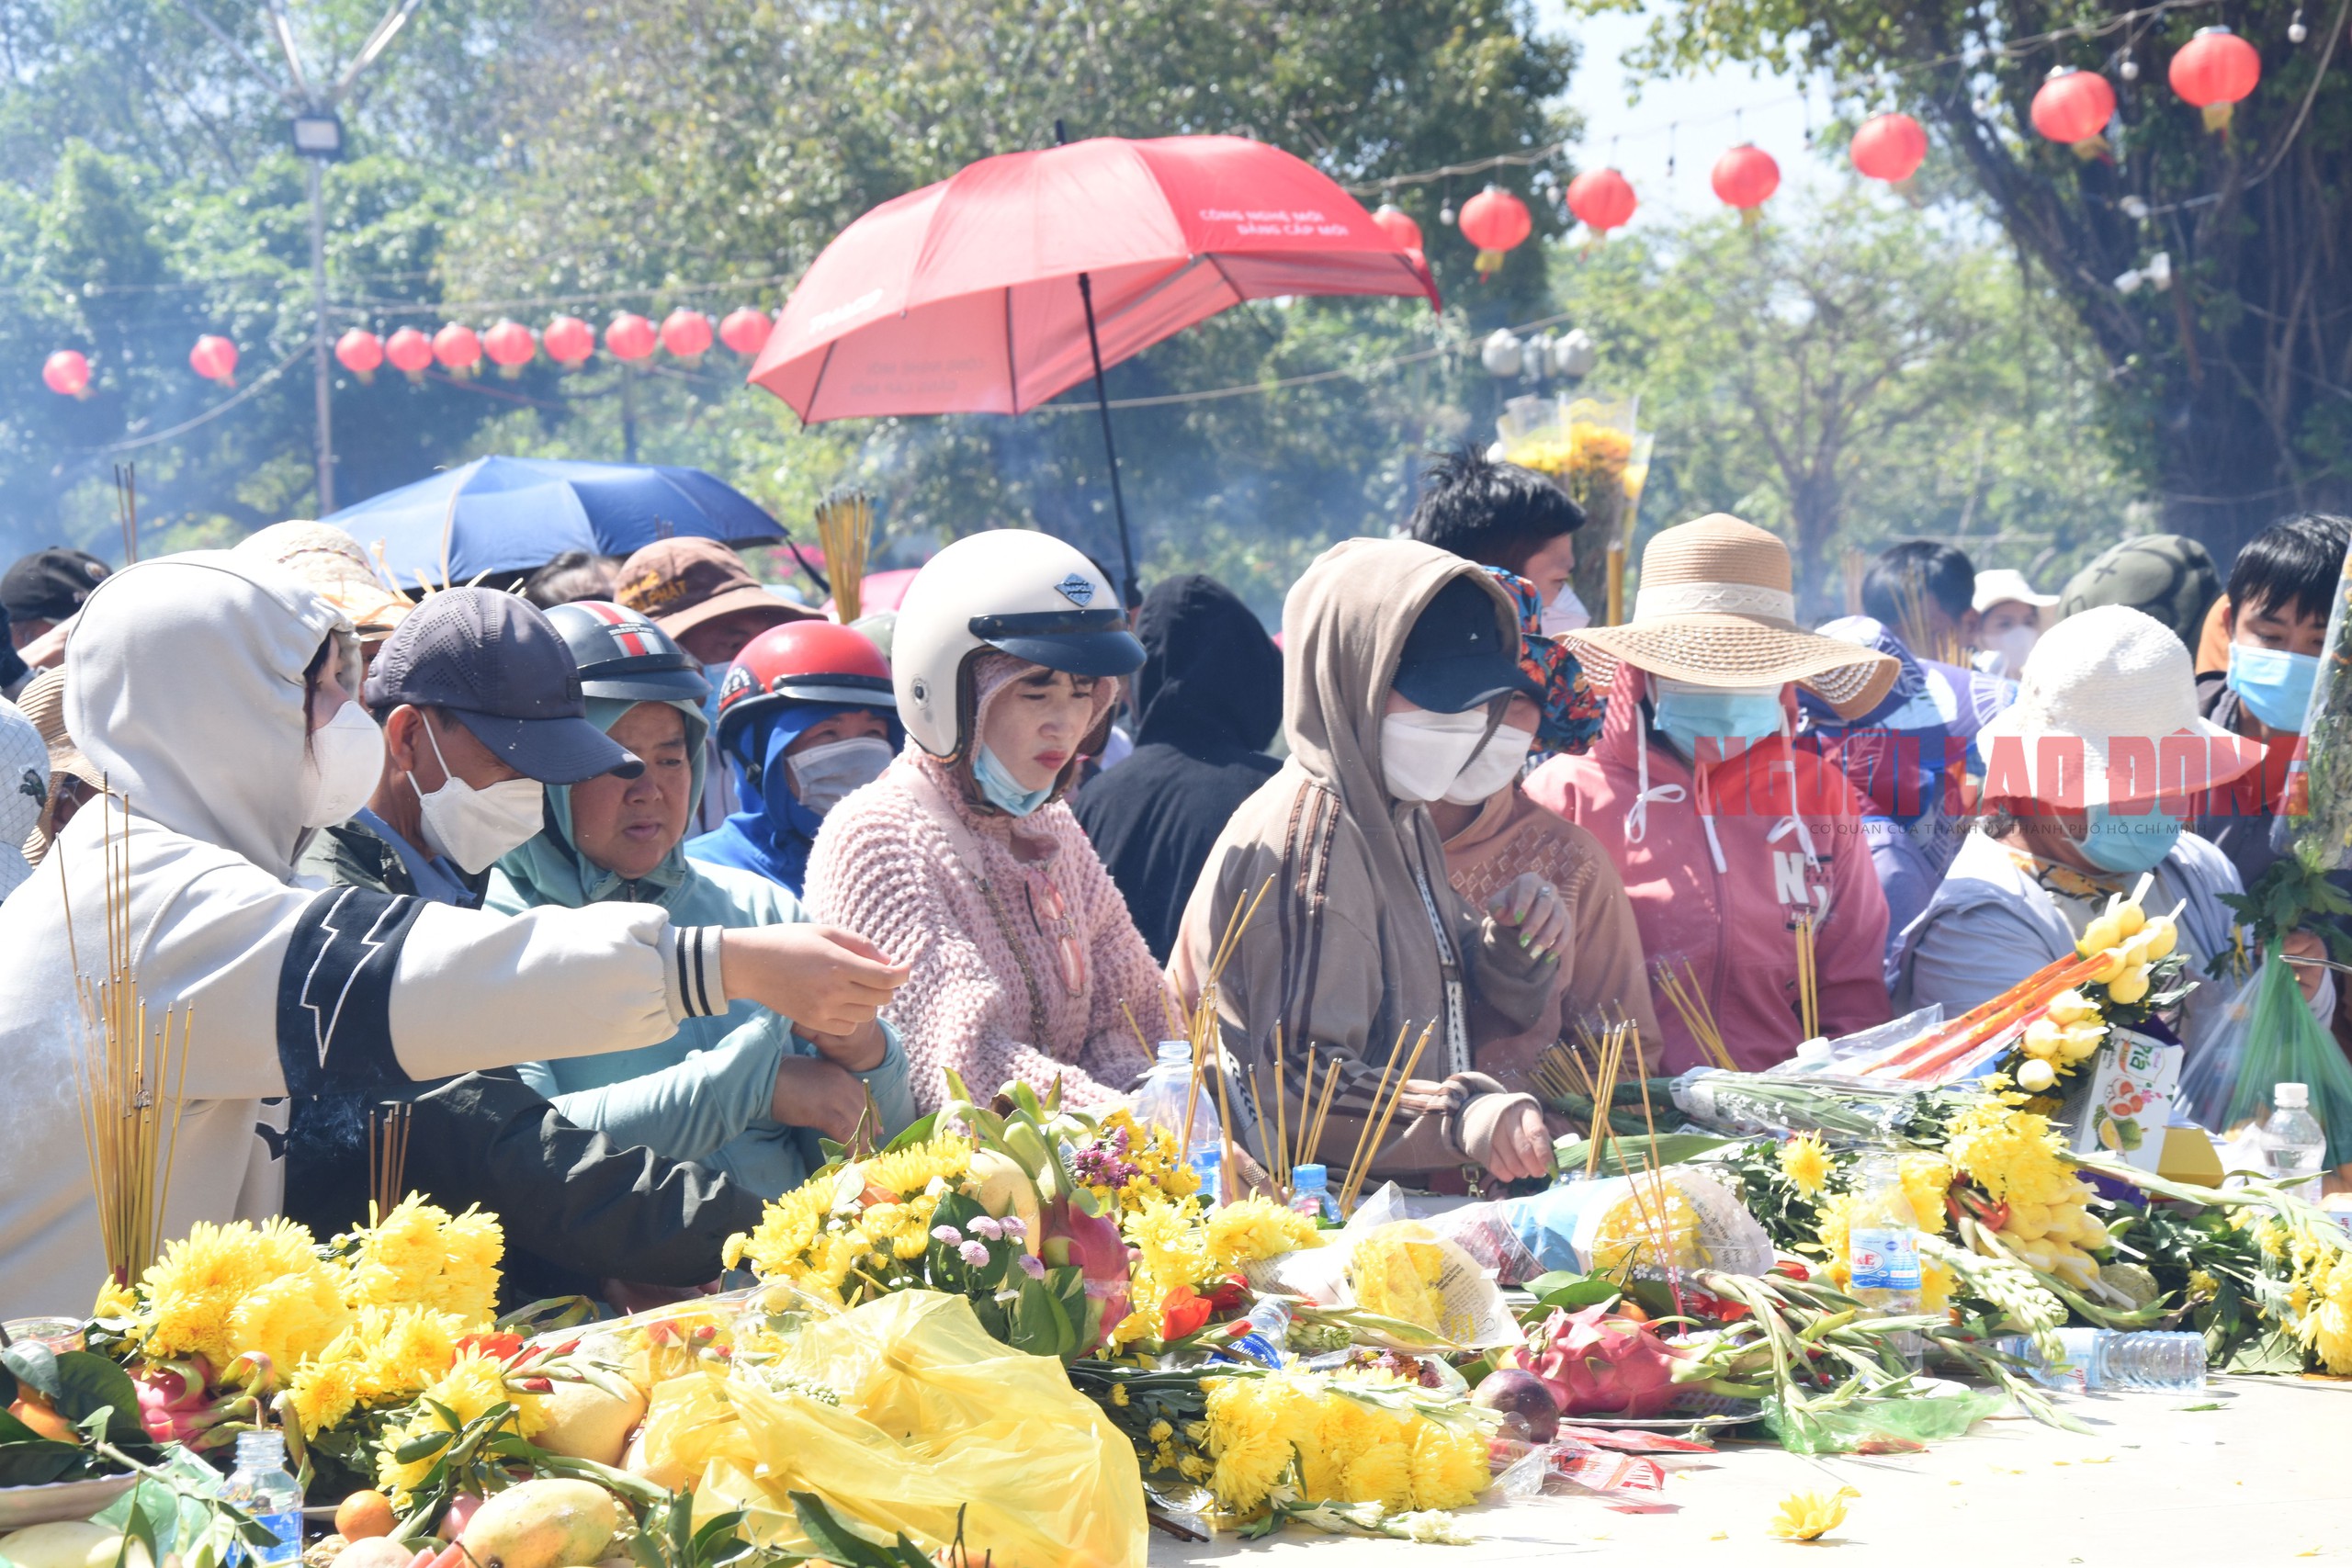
[1793,912,1820,1043]
[1270,1030,1290,1195]
[813,490,874,623]
[113,463,139,565]
[1341,1023,1432,1214]
[1245,1066,1272,1184]
[369,1103,413,1222]
[1305,1055,1341,1169]
[1120,998,1154,1060]
[1338,1021,1411,1210]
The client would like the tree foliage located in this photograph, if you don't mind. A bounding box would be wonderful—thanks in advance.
[1586,0,2352,557]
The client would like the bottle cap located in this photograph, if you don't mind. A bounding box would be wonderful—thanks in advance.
[1293,1163,1329,1190]
[2277,1082,2309,1108]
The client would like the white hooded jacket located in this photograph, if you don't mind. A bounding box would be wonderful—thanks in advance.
[0,554,729,1318]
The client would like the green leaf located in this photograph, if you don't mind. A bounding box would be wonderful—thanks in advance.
[53,1351,145,1447]
[880,1111,938,1152]
[0,1438,87,1485]
[784,1493,929,1568]
[4,1343,62,1402]
[393,1428,455,1463]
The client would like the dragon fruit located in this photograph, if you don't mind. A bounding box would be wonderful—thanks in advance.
[1508,1303,1689,1419]
[1041,1200,1130,1351]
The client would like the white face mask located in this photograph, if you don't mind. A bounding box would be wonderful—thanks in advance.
[1441,723,1536,804]
[300,700,387,829]
[1539,583,1592,636]
[1980,622,2040,680]
[1378,707,1495,803]
[410,713,546,874]
[786,735,894,814]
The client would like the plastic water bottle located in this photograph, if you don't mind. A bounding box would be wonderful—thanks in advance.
[1288,1163,1334,1223]
[1231,1296,1291,1366]
[221,1429,303,1567]
[2259,1083,2327,1190]
[1188,1144,1226,1206]
[1989,1328,2206,1392]
[1133,1041,1221,1156]
[1846,1152,1924,1369]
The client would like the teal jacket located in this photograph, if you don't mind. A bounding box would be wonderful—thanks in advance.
[489,694,914,1199]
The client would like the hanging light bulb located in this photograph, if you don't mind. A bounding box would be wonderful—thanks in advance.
[2120,52,2140,81]
[2290,6,2309,42]
[1439,199,1456,226]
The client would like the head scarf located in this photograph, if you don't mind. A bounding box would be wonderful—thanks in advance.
[495,694,709,908]
[704,697,905,892]
[1478,565,1603,760]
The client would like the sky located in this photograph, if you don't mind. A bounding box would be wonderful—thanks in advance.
[1533,1,1846,224]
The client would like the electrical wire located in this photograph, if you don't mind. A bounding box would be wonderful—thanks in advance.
[59,339,311,455]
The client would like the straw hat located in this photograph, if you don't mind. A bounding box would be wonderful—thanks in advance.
[234,521,413,641]
[1567,513,1898,717]
[1973,604,2264,807]
[1972,567,2059,626]
[16,666,102,861]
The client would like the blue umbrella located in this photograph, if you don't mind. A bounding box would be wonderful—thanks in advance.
[325,457,785,586]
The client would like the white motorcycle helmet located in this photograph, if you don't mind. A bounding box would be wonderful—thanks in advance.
[894,530,1145,758]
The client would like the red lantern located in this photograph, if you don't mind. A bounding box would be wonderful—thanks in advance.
[1850,113,1929,183]
[718,308,773,357]
[2170,27,2262,132]
[433,323,482,376]
[483,320,537,378]
[544,315,595,369]
[1457,186,1532,280]
[1711,144,1781,218]
[385,326,435,381]
[2030,67,2117,156]
[606,312,658,363]
[1565,168,1637,237]
[42,350,90,399]
[660,308,713,362]
[334,329,383,382]
[1371,203,1423,252]
[189,334,238,387]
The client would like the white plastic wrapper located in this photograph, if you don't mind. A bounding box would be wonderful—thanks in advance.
[1245,1186,1521,1350]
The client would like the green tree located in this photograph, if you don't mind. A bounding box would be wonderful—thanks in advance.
[1549,187,2151,614]
[1579,0,2352,560]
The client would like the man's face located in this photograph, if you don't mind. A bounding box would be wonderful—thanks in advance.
[9,616,54,651]
[676,613,768,669]
[2229,594,2328,659]
[390,706,528,794]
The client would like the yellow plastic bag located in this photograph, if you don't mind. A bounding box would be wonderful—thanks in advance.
[628,1371,753,1493]
[690,1291,1145,1568]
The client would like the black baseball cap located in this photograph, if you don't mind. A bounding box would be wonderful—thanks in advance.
[3,547,110,624]
[1391,576,1542,715]
[364,588,643,784]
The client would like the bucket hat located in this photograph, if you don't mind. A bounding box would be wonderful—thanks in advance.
[235,521,413,641]
[1972,604,2265,808]
[1566,513,1897,716]
[1972,567,2059,626]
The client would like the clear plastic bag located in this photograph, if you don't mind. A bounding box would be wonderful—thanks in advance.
[1759,1382,2004,1455]
[1485,1168,1772,1280]
[2220,942,2352,1166]
[2176,960,2261,1133]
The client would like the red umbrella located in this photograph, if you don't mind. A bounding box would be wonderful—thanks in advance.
[748,133,1438,599]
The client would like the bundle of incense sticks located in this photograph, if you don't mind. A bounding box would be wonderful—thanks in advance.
[369,1103,413,1223]
[64,795,191,1286]
[1340,1021,1434,1214]
[1892,569,1970,667]
[1793,912,1821,1043]
[814,490,874,624]
[1653,959,1736,1072]
[1842,546,1867,616]
[114,462,139,565]
[1580,1021,1633,1182]
[1177,876,1274,1187]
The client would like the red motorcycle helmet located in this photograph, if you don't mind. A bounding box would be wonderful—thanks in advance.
[714,619,896,750]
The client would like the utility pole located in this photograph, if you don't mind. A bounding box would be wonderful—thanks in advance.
[181,0,427,515]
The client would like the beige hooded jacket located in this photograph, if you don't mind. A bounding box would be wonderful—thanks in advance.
[1171,539,1548,1176]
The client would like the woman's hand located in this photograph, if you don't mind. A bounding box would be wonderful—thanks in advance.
[1488,874,1567,963]
[722,924,910,1037]
[1482,1098,1555,1182]
[771,1055,872,1143]
[2284,927,2331,1006]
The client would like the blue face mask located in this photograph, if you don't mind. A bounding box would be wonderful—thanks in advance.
[2226,644,2320,734]
[973,744,1052,817]
[2075,801,2183,874]
[1650,679,1785,761]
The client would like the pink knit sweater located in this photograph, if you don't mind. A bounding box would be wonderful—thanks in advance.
[805,750,1168,1112]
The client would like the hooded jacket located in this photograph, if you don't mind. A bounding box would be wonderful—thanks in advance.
[1170,539,1550,1176]
[1073,574,1282,961]
[0,555,731,1320]
[489,693,914,1199]
[689,701,906,895]
[1522,664,1893,1074]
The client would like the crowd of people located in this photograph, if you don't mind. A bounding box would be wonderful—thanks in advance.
[0,450,2343,1319]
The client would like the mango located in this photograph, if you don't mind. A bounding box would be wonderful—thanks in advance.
[533,1380,647,1468]
[0,1523,153,1568]
[458,1482,621,1568]
[332,1538,421,1568]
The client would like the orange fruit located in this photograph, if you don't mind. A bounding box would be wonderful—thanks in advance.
[8,1395,76,1443]
[336,1491,398,1541]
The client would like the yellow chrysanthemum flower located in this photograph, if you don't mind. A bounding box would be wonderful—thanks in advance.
[860,1134,974,1199]
[1350,1224,1451,1333]
[344,1197,504,1325]
[1769,1485,1859,1542]
[1202,1377,1302,1513]
[1779,1133,1832,1196]
[93,1279,138,1322]
[1204,1197,1321,1273]
[1943,1100,2082,1208]
[1899,1154,1953,1236]
[287,1355,362,1438]
[1404,1416,1490,1510]
[227,1267,352,1372]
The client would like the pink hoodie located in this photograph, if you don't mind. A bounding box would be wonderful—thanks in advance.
[1522,666,1892,1074]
